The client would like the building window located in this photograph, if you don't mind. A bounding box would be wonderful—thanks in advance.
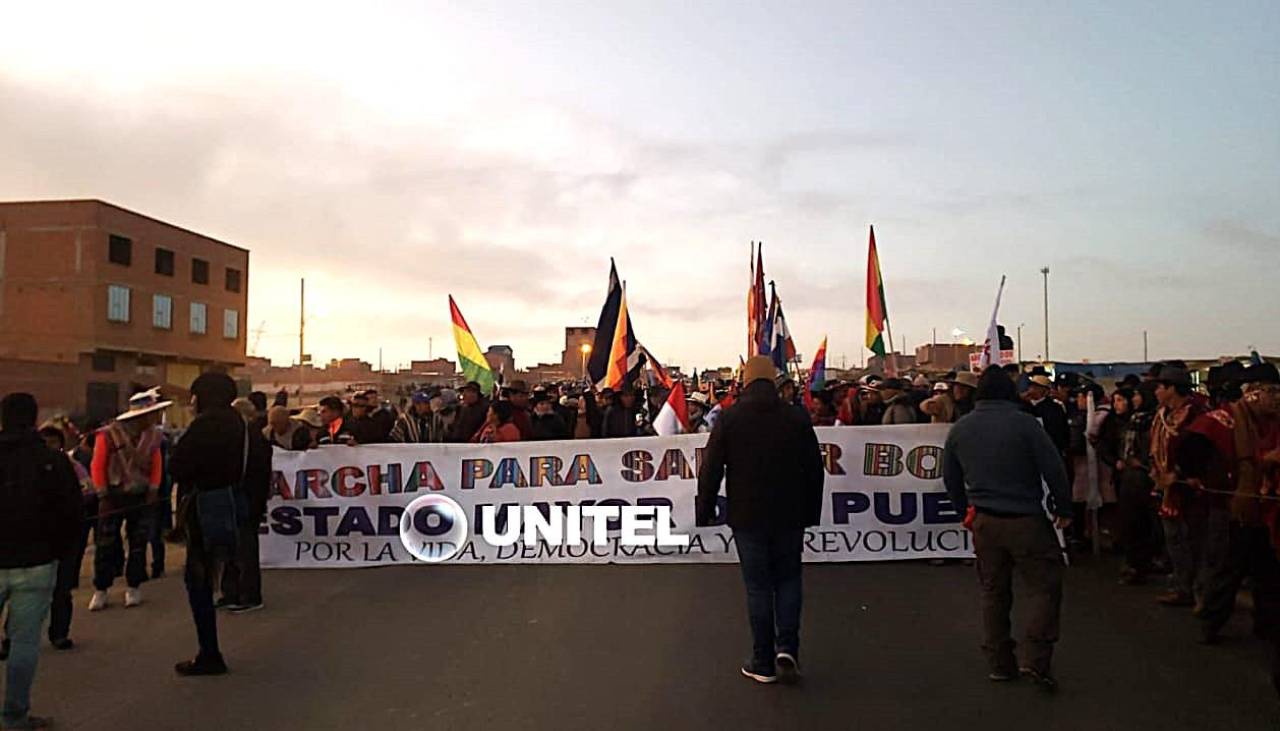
[91,353,115,372]
[223,309,239,339]
[108,235,132,266]
[192,258,209,284]
[190,302,207,334]
[107,285,131,322]
[225,267,242,293]
[155,247,175,276]
[153,294,173,329]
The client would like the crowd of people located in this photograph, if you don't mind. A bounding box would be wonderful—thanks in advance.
[0,355,1277,726]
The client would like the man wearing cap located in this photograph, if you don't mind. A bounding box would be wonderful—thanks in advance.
[263,406,310,451]
[686,392,712,433]
[88,388,169,611]
[1023,374,1070,460]
[450,382,489,443]
[1149,364,1209,607]
[390,390,437,443]
[431,389,461,441]
[505,380,536,441]
[921,381,958,423]
[530,391,570,441]
[601,386,640,439]
[949,371,979,418]
[346,392,389,445]
[696,356,824,685]
[878,378,919,425]
[943,367,1073,692]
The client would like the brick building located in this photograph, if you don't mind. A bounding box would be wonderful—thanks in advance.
[0,200,249,423]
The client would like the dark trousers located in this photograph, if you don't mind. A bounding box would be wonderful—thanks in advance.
[1201,524,1280,640]
[93,493,154,591]
[219,513,263,605]
[150,497,172,576]
[1117,469,1157,571]
[184,526,222,661]
[48,520,92,642]
[973,513,1064,675]
[734,528,805,667]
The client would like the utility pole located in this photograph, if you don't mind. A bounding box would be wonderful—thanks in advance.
[1143,330,1149,362]
[1017,323,1025,364]
[1040,267,1051,362]
[379,347,383,373]
[429,337,433,360]
[298,278,305,405]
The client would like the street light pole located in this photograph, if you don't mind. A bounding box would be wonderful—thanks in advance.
[1040,267,1050,362]
[580,343,592,380]
[1017,323,1024,364]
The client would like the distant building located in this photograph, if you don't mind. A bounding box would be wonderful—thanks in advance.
[0,199,249,422]
[914,344,979,373]
[866,353,917,376]
[408,358,456,375]
[484,345,515,379]
[560,326,597,379]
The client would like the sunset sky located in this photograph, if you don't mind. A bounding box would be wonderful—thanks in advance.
[2,1,1277,372]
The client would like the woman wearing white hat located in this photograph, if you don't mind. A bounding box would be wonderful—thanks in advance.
[88,388,171,611]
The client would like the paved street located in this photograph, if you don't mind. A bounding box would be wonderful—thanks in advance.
[20,555,1278,730]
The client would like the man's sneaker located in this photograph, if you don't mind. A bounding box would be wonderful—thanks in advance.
[1156,590,1194,607]
[988,669,1019,682]
[1020,667,1058,693]
[124,588,143,608]
[775,652,801,684]
[50,637,75,651]
[740,661,777,684]
[88,590,109,612]
[228,601,264,615]
[175,654,229,677]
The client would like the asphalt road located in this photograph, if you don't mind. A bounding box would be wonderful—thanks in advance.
[19,554,1278,731]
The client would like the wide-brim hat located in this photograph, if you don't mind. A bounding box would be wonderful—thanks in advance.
[117,387,173,421]
[1027,375,1053,389]
[947,372,980,389]
[932,381,950,393]
[687,392,710,407]
[291,407,324,428]
[1240,363,1280,386]
[1156,366,1194,388]
[507,380,530,394]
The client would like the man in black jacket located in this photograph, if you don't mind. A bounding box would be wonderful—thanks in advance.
[601,387,639,438]
[169,373,272,676]
[449,382,489,443]
[944,367,1072,692]
[696,357,824,685]
[0,392,81,730]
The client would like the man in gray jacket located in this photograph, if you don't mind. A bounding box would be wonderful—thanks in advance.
[943,367,1072,692]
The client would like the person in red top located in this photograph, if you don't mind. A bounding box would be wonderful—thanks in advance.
[1149,365,1210,608]
[472,401,523,444]
[1181,363,1280,695]
[88,388,168,612]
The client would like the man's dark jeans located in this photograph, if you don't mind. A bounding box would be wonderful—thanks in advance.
[973,512,1064,675]
[733,528,805,667]
[48,520,91,642]
[93,493,153,591]
[219,512,264,606]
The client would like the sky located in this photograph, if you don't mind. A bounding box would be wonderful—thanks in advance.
[2,1,1277,372]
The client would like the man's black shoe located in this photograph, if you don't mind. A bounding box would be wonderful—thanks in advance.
[741,660,777,684]
[775,652,800,684]
[1020,667,1058,693]
[0,637,9,661]
[988,669,1019,682]
[214,597,236,610]
[50,637,75,651]
[228,601,264,615]
[175,654,228,677]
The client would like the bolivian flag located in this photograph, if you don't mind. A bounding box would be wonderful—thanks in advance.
[449,295,496,394]
[865,226,889,358]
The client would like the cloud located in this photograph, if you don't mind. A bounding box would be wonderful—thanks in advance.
[1200,218,1280,253]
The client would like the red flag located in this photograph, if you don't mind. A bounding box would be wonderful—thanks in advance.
[653,381,690,436]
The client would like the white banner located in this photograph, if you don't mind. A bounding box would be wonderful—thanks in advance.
[262,425,973,567]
